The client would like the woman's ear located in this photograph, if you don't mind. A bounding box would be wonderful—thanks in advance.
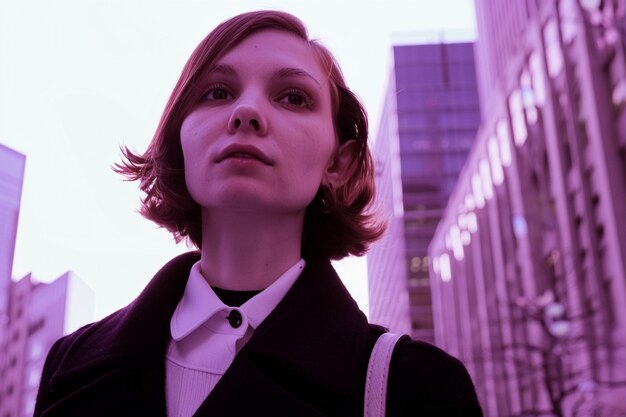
[323,139,358,188]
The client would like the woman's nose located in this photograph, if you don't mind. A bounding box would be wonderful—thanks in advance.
[227,103,268,136]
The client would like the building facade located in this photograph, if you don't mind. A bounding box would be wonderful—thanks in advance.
[0,145,26,346]
[0,143,95,417]
[473,0,543,119]
[0,271,94,417]
[429,1,626,415]
[368,41,481,342]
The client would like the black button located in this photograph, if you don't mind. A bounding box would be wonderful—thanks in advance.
[227,310,242,328]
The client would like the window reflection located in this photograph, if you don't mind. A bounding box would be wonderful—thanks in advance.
[521,69,538,124]
[509,89,528,146]
[544,19,564,78]
[488,136,505,186]
[529,51,546,106]
[497,119,513,166]
[472,172,485,208]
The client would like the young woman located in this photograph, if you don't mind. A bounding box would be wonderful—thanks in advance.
[34,10,483,417]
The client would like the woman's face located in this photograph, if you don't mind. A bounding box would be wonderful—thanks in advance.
[180,30,338,216]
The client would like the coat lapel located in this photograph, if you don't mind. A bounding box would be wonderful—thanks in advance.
[195,256,376,417]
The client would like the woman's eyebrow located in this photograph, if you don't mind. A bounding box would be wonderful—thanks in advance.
[271,67,321,87]
[206,64,238,77]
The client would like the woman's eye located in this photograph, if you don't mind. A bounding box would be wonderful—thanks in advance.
[204,86,233,101]
[278,90,313,108]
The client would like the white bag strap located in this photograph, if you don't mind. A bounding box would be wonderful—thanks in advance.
[364,332,404,417]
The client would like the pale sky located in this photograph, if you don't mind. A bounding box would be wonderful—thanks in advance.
[0,0,476,321]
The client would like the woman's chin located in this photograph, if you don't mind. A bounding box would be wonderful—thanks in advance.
[192,182,313,214]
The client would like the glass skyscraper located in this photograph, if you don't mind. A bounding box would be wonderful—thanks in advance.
[368,41,481,342]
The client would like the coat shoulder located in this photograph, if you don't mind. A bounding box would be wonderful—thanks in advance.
[387,337,484,416]
[33,312,123,417]
[48,307,129,367]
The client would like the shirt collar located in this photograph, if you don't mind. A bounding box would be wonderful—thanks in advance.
[170,259,305,341]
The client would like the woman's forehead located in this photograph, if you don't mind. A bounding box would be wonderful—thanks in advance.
[208,30,327,81]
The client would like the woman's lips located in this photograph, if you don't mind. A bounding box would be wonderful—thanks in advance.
[216,144,274,165]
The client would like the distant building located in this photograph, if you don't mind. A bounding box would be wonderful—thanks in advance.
[368,41,481,342]
[0,144,95,417]
[0,271,94,417]
[429,1,626,416]
[367,83,412,336]
[0,144,26,342]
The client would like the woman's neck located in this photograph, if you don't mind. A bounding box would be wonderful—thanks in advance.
[198,208,304,290]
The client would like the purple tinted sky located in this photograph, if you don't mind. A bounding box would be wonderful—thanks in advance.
[0,0,476,320]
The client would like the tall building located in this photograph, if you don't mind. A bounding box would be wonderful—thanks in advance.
[368,41,481,342]
[0,271,94,417]
[429,1,626,416]
[0,143,26,413]
[473,0,542,118]
[0,143,95,417]
[0,144,26,341]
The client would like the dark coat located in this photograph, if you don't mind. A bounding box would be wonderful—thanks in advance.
[34,252,483,417]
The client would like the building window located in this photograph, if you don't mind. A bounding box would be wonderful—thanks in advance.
[409,256,430,274]
[574,214,583,227]
[472,172,485,209]
[29,341,43,361]
[435,253,452,282]
[521,69,538,124]
[509,89,528,146]
[512,216,528,239]
[480,159,494,200]
[529,51,546,106]
[27,319,45,336]
[497,119,513,167]
[409,277,430,288]
[543,19,564,78]
[563,141,573,170]
[22,392,36,417]
[596,224,605,240]
[612,79,626,109]
[26,366,40,388]
[559,0,579,44]
[602,277,616,324]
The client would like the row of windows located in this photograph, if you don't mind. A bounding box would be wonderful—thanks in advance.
[395,63,478,89]
[400,152,468,177]
[397,111,480,131]
[405,216,440,230]
[399,140,472,155]
[396,90,480,111]
[398,108,480,126]
[409,256,432,274]
[394,43,475,66]
[402,133,475,149]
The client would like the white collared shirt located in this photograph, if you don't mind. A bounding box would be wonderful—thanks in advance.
[165,259,305,417]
